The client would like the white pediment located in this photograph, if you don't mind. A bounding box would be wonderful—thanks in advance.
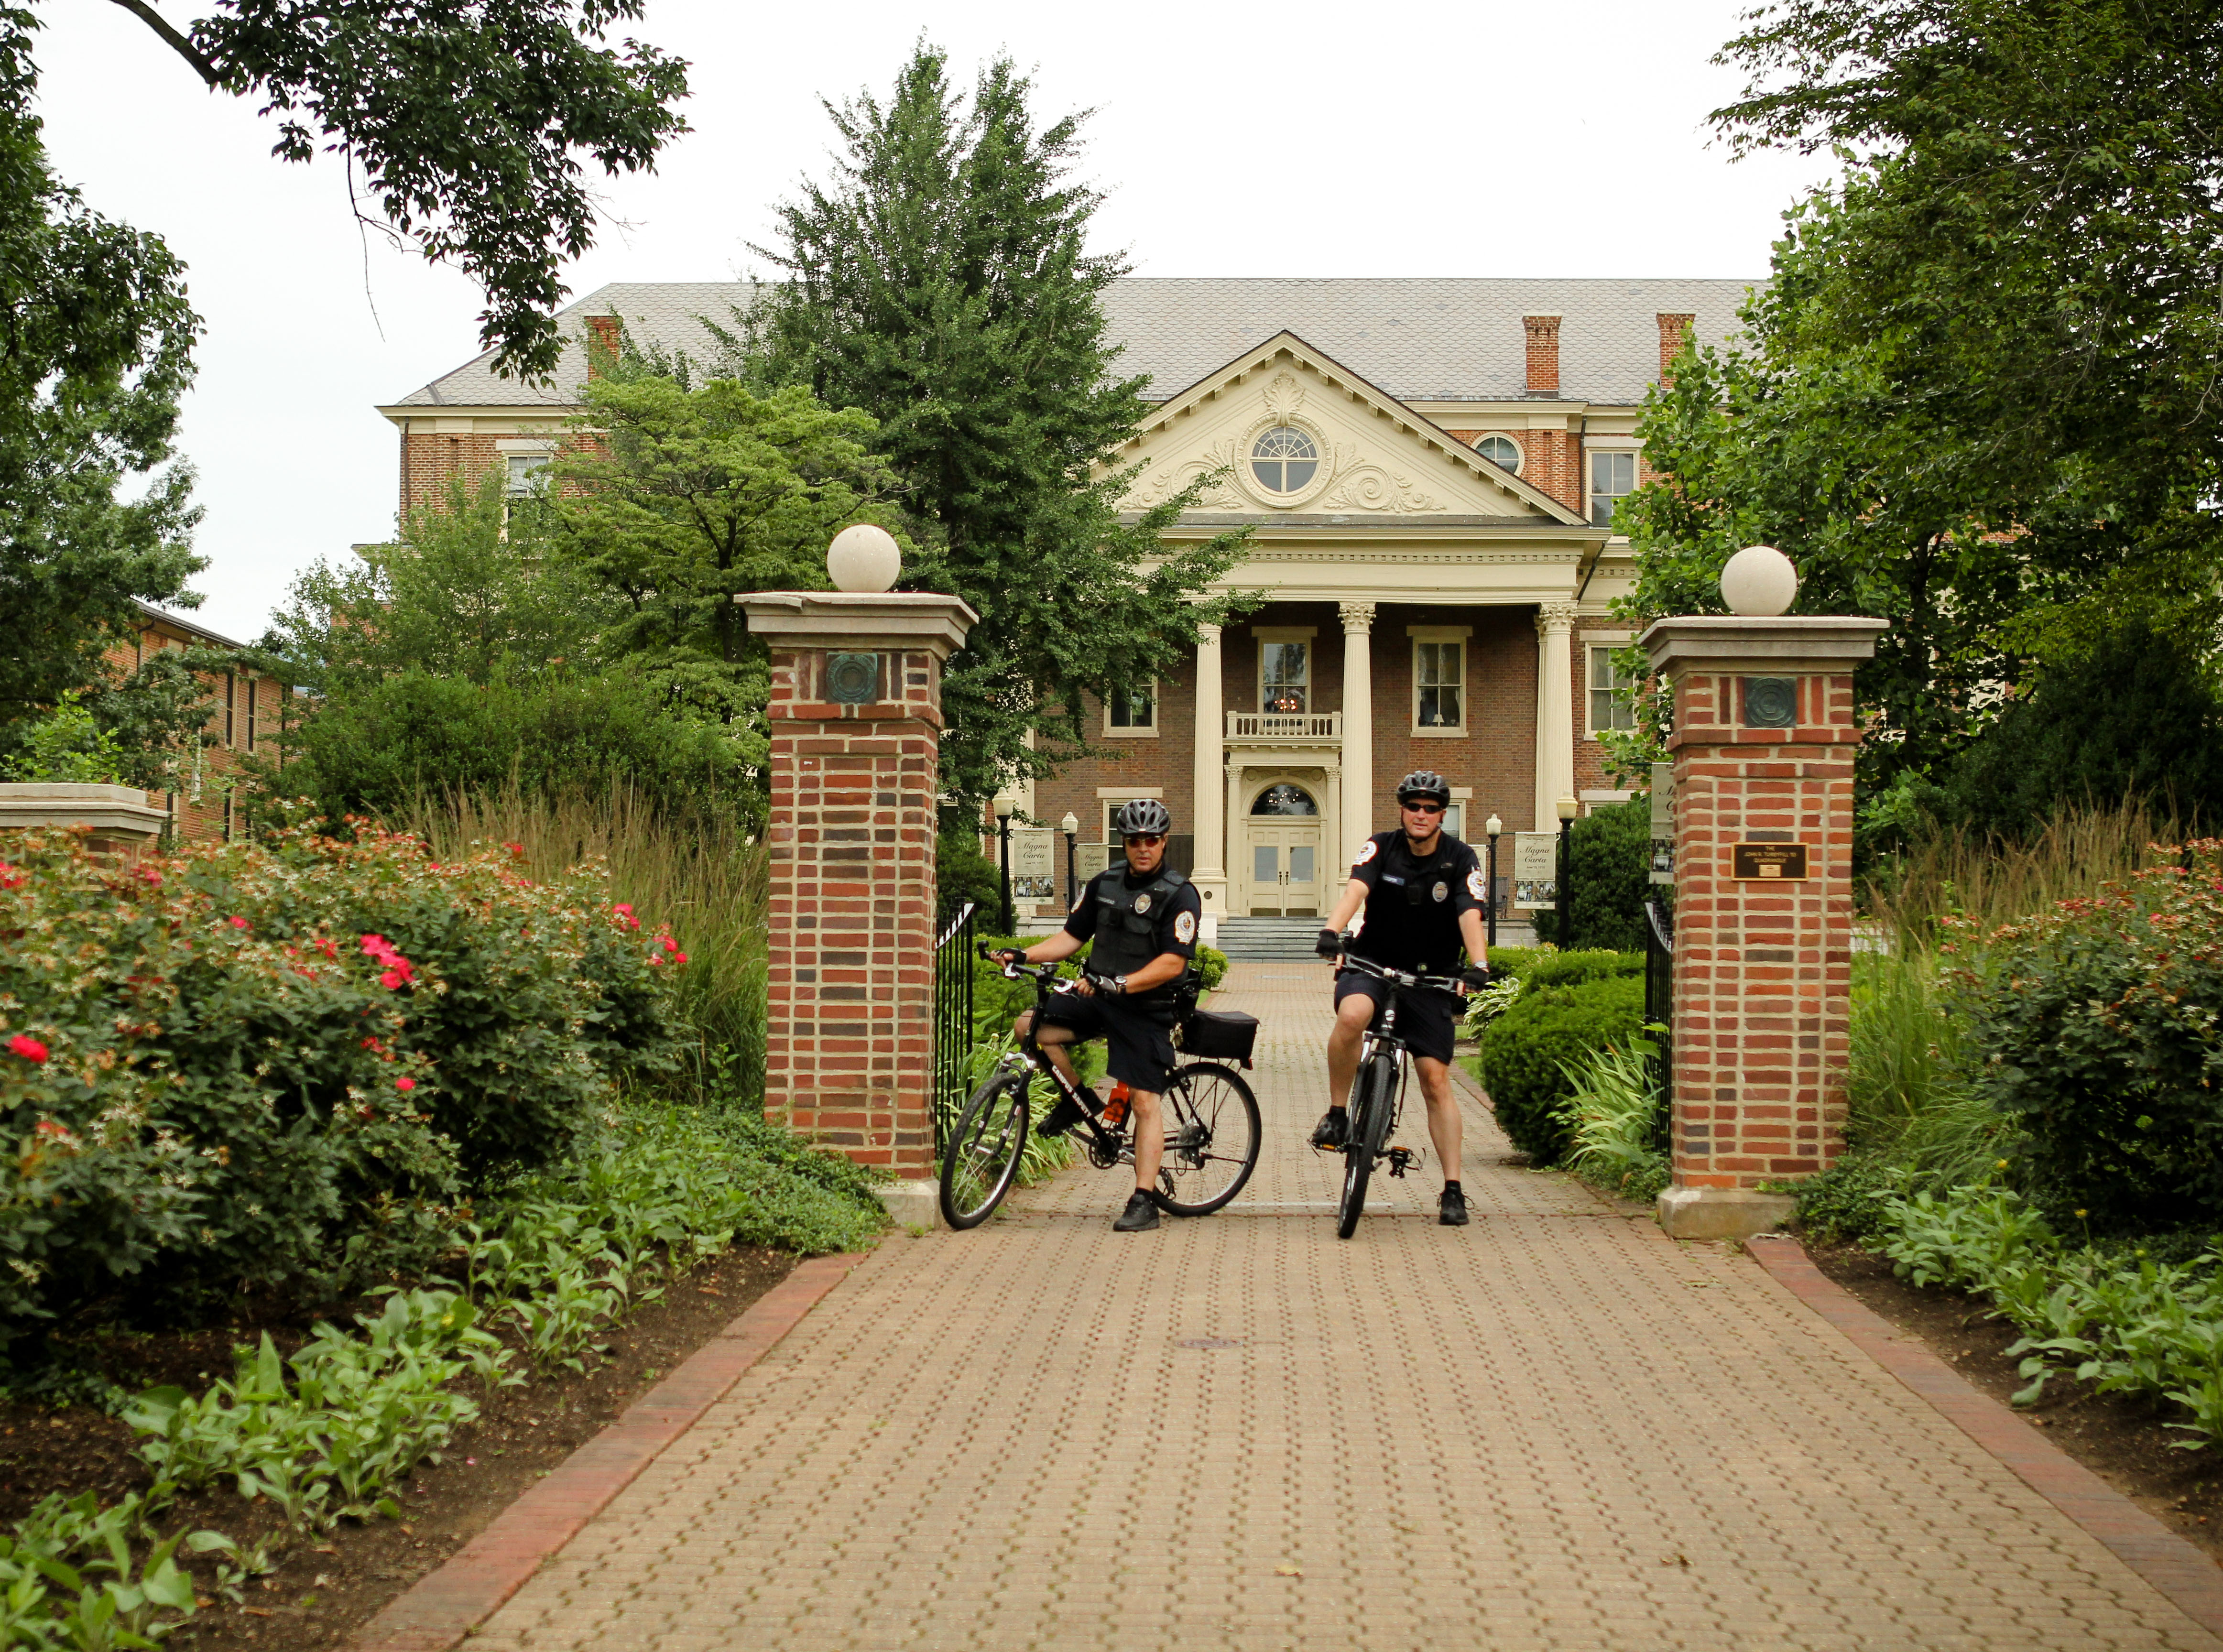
[1108,335,1582,525]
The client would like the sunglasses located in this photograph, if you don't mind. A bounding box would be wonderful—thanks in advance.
[1401,801,1446,815]
[1122,833,1166,847]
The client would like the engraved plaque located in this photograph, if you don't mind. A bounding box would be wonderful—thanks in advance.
[1742,676,1798,728]
[823,652,880,705]
[1732,842,1809,880]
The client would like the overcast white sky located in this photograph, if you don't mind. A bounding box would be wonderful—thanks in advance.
[33,0,1835,643]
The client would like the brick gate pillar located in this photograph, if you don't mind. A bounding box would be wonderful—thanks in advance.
[1641,584,1885,1241]
[739,578,977,1219]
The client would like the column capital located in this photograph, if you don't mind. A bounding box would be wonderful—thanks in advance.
[1224,762,1243,781]
[1534,601,1579,636]
[1338,601,1376,633]
[1196,620,1222,645]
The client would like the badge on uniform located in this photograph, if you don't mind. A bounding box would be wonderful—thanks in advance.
[1174,911,1196,944]
[1432,881,1448,902]
[1134,893,1152,914]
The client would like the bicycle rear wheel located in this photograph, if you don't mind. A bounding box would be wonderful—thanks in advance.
[1336,1055,1397,1239]
[1155,1063,1261,1216]
[939,1070,1031,1229]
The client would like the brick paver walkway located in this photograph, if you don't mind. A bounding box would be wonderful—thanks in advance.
[469,964,2223,1651]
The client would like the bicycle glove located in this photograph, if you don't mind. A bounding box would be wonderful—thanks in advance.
[1087,971,1128,997]
[992,947,1026,967]
[1460,965,1491,991]
[1315,928,1344,958]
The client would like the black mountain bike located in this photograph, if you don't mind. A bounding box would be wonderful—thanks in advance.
[938,950,1263,1230]
[1330,952,1466,1239]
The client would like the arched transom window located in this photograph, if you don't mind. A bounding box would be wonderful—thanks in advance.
[1250,426,1319,494]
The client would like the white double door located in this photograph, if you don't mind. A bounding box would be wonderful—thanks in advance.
[1243,822,1324,915]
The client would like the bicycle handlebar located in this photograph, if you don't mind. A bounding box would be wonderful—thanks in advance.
[975,943,1072,985]
[1331,951,1468,996]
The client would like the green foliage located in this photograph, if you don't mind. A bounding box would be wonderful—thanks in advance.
[1791,1150,1905,1245]
[1866,1183,2223,1446]
[1940,621,2223,839]
[1552,1032,1668,1203]
[0,1487,225,1648]
[1515,949,1644,991]
[734,42,1252,801]
[1,693,130,783]
[1950,840,2223,1232]
[1477,973,1645,1164]
[936,830,1002,927]
[1528,803,1653,951]
[0,821,687,1337]
[1842,949,2002,1188]
[1192,946,1229,994]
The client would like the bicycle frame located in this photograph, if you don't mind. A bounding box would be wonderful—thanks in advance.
[993,955,1168,1168]
[1335,953,1466,1177]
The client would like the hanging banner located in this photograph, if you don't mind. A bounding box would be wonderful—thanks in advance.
[1649,760,1675,886]
[1008,827,1056,902]
[1513,832,1558,910]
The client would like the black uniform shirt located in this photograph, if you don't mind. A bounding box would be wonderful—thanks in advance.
[1062,864,1203,1009]
[1346,829,1485,975]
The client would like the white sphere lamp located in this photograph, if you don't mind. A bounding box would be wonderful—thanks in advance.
[827,523,901,593]
[1720,544,1799,617]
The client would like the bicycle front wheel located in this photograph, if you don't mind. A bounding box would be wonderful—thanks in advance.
[939,1070,1031,1229]
[1155,1063,1261,1216]
[1336,1055,1396,1239]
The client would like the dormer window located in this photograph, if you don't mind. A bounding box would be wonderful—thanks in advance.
[1473,435,1522,474]
[1251,426,1319,494]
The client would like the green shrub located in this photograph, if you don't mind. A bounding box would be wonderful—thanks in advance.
[1478,973,1645,1163]
[1194,945,1229,993]
[1553,1034,1668,1202]
[1791,1151,1905,1244]
[1528,800,1653,950]
[1519,949,1643,991]
[0,822,688,1335]
[937,830,1003,926]
[1952,839,2223,1232]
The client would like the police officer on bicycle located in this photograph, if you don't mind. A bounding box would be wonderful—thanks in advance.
[1312,770,1490,1226]
[990,799,1203,1233]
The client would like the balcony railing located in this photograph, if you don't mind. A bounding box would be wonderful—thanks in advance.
[1227,711,1343,742]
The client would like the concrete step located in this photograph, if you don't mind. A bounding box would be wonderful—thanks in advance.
[1213,917,1328,961]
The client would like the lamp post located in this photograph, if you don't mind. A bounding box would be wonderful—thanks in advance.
[1555,793,1579,948]
[993,795,1014,934]
[1059,811,1079,911]
[1484,813,1504,950]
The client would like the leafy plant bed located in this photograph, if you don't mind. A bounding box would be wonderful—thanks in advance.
[0,1245,793,1650]
[1806,1241,2223,1563]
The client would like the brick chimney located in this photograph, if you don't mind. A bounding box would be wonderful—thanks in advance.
[1657,313,1696,385]
[585,314,621,377]
[1523,315,1561,396]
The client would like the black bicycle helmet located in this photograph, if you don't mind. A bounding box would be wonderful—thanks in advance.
[1115,797,1173,837]
[1395,769,1451,806]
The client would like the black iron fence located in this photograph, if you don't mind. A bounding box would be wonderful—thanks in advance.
[1643,899,1674,1152]
[933,901,979,1155]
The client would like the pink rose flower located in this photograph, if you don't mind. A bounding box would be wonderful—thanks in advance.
[228,916,250,930]
[395,1076,416,1092]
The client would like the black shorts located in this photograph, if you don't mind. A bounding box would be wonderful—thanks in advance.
[1036,991,1178,1095]
[1334,971,1460,1065]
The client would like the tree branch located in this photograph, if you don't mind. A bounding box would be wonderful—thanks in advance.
[107,0,221,88]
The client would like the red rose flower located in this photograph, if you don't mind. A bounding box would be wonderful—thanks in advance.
[395,1076,416,1092]
[228,916,250,930]
[7,1035,48,1064]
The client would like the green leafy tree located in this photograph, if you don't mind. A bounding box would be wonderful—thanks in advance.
[104,0,688,375]
[1530,800,1654,952]
[550,370,901,778]
[734,43,1250,800]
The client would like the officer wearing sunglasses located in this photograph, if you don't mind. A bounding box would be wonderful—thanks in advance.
[1311,769,1491,1226]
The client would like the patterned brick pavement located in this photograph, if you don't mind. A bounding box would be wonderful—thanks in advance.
[466,963,2223,1652]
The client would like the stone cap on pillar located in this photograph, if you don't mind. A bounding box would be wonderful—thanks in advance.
[1640,614,1887,675]
[737,591,979,659]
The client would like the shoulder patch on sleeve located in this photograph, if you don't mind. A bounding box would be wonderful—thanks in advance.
[1466,868,1487,901]
[1174,910,1197,945]
[1353,838,1379,867]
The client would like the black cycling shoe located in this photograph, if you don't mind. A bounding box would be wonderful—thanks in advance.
[1113,1190,1161,1232]
[1037,1086,1100,1138]
[1309,1109,1349,1150]
[1439,1186,1471,1227]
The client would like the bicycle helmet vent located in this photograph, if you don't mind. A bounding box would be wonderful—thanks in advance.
[1395,770,1451,806]
[1115,797,1173,837]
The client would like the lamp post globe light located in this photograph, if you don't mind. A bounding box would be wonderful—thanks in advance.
[1554,793,1579,949]
[1484,813,1504,950]
[1059,811,1079,912]
[993,795,1015,935]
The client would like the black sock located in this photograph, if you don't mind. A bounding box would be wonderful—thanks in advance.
[1444,1180,1462,1194]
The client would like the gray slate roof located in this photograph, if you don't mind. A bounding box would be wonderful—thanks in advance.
[390,276,1759,411]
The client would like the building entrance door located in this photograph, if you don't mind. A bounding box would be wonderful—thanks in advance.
[1238,781,1325,915]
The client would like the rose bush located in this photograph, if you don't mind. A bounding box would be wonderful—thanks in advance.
[1951,839,2223,1231]
[0,821,686,1335]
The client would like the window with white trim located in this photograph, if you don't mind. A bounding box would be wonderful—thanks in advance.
[1589,450,1637,527]
[1414,640,1464,729]
[1260,641,1309,714]
[1473,435,1521,474]
[1251,426,1319,494]
[504,453,551,496]
[1106,682,1156,732]
[1588,645,1638,735]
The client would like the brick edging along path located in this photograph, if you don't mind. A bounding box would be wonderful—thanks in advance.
[347,1251,862,1652]
[1746,1234,2223,1641]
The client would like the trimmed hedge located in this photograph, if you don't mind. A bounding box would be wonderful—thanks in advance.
[1528,799,1653,951]
[1478,972,1645,1164]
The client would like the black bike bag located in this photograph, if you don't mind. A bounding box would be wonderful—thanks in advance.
[1177,1008,1258,1066]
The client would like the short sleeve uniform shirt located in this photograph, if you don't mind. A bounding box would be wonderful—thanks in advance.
[1345,830,1486,976]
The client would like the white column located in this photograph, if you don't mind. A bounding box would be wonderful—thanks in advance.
[1189,622,1227,941]
[1533,602,1578,830]
[1224,761,1245,918]
[1339,601,1375,870]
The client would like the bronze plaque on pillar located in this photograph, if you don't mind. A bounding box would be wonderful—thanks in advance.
[1732,842,1809,880]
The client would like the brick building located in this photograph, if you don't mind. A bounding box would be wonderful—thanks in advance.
[382,277,1754,935]
[103,602,289,844]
